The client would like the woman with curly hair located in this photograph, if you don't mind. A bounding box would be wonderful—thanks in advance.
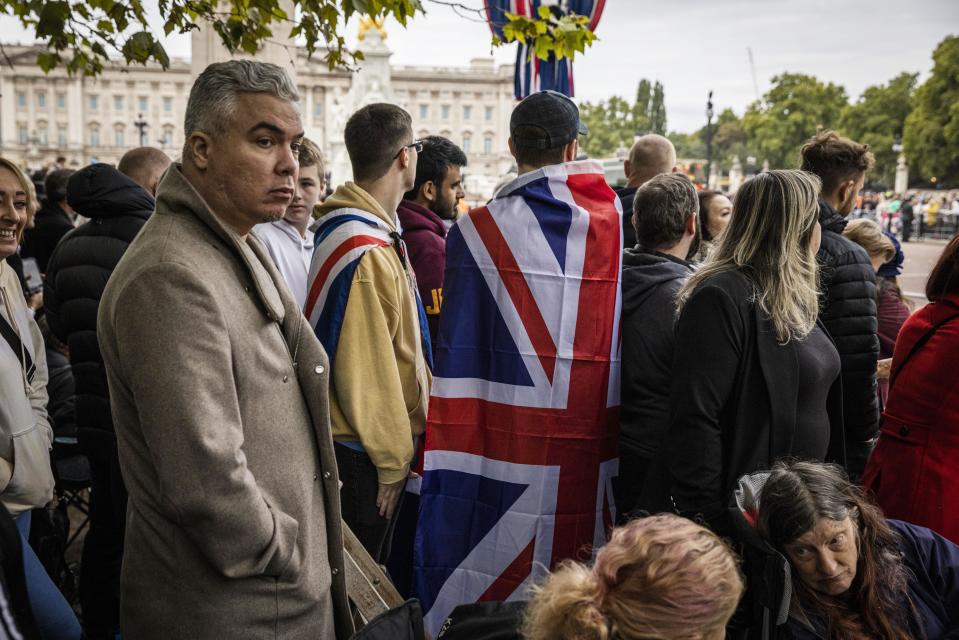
[522,513,743,640]
[757,460,959,639]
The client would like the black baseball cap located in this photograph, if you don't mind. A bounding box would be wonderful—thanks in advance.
[509,90,589,151]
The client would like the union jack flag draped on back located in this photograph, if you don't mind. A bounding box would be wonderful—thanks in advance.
[484,0,606,98]
[413,160,622,634]
[304,208,433,368]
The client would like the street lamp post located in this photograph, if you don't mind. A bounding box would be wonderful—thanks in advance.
[134,113,148,147]
[705,90,714,189]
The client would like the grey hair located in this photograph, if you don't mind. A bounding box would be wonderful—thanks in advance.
[183,60,299,159]
[633,172,699,251]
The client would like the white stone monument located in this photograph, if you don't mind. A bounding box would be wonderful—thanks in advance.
[895,154,909,194]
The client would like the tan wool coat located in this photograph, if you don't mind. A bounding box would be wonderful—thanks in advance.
[97,164,352,639]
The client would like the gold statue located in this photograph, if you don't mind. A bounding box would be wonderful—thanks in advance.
[358,16,387,41]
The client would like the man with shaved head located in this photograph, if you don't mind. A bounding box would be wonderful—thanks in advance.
[615,134,678,248]
[118,146,173,196]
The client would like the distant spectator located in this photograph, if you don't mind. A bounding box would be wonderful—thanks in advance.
[694,190,732,262]
[614,135,677,249]
[800,130,879,481]
[900,196,915,242]
[522,514,743,640]
[20,168,75,272]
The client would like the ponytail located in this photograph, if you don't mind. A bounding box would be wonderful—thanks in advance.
[521,562,610,640]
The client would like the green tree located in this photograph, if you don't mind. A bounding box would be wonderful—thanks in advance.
[647,81,667,135]
[579,78,667,157]
[0,0,595,76]
[839,72,917,187]
[903,35,959,185]
[634,79,652,134]
[742,72,848,169]
[696,107,748,171]
[670,130,705,160]
[579,95,635,158]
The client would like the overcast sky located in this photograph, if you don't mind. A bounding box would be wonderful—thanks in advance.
[3,0,957,132]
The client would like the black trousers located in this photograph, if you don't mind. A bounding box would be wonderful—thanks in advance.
[78,432,125,640]
[334,444,405,565]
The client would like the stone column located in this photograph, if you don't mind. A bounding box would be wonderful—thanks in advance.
[895,154,909,194]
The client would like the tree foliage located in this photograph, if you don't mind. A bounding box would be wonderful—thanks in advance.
[499,4,597,62]
[903,35,959,184]
[578,78,667,158]
[0,0,595,76]
[839,72,917,187]
[742,72,847,169]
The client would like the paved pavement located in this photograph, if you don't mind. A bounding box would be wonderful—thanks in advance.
[899,238,951,307]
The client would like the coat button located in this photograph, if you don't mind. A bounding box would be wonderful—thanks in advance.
[313,473,318,481]
[899,425,910,437]
[314,365,325,374]
[323,471,332,480]
[331,568,339,576]
[282,375,289,383]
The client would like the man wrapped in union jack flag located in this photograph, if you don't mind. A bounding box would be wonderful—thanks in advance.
[305,103,432,565]
[414,90,623,634]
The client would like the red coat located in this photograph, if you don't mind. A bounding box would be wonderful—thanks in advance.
[864,292,959,544]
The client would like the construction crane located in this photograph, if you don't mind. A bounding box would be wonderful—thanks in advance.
[747,46,762,104]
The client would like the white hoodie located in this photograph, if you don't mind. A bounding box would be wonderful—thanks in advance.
[0,259,54,516]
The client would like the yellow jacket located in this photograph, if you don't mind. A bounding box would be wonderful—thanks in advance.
[316,183,431,484]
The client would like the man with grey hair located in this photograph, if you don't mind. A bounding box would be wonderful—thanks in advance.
[614,133,679,249]
[97,60,351,639]
[617,172,698,520]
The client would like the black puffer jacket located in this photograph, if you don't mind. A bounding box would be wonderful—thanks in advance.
[43,164,154,442]
[816,200,879,480]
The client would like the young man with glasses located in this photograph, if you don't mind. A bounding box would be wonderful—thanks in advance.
[305,103,432,563]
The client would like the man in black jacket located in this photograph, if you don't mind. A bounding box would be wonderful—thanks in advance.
[20,168,75,272]
[800,130,878,481]
[613,134,677,250]
[43,148,169,640]
[617,172,698,520]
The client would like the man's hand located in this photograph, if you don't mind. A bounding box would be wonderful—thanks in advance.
[877,357,892,380]
[376,479,406,520]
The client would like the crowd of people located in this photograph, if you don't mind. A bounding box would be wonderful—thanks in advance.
[0,59,957,640]
[855,190,959,241]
